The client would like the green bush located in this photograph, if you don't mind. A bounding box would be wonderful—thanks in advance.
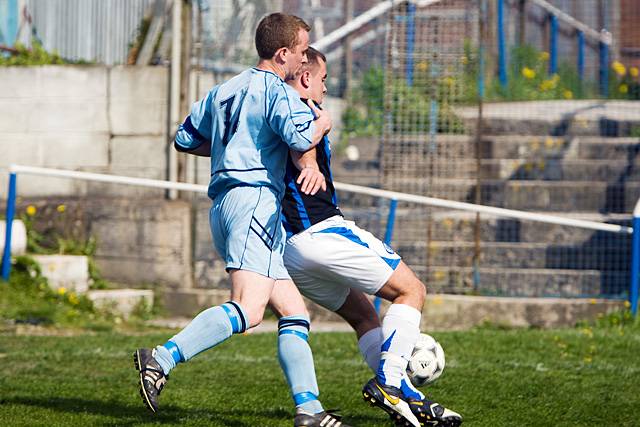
[20,204,109,290]
[0,39,84,66]
[1,256,97,327]
[342,66,465,142]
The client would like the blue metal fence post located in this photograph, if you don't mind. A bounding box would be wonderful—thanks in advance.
[549,14,558,75]
[405,2,416,86]
[497,0,508,88]
[577,31,585,82]
[375,199,398,314]
[630,203,640,316]
[1,173,17,281]
[599,41,609,98]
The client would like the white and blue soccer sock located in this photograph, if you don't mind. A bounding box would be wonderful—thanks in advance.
[376,304,421,390]
[154,301,248,375]
[277,315,324,415]
[358,326,383,372]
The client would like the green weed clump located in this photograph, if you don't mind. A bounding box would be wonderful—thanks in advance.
[0,39,87,66]
[0,256,100,328]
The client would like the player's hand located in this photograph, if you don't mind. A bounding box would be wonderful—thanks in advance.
[297,167,326,195]
[307,99,332,135]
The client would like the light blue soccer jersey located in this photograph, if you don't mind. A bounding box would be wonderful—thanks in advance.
[175,68,316,199]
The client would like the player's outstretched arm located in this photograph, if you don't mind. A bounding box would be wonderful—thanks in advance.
[174,86,217,157]
[268,84,331,152]
[290,148,326,195]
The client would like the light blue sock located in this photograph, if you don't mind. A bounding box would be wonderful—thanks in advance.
[278,315,324,415]
[154,301,249,375]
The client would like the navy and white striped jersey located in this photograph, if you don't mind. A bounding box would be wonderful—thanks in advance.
[175,68,316,199]
[281,135,342,236]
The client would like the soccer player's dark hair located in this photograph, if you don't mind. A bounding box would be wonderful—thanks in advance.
[297,46,326,76]
[255,13,311,59]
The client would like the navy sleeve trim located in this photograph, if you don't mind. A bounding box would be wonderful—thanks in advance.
[183,116,207,144]
[212,167,268,175]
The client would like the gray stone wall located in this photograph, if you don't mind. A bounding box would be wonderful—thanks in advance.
[0,65,169,198]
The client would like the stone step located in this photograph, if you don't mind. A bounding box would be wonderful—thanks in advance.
[378,179,640,212]
[409,266,628,297]
[0,220,27,255]
[359,156,640,181]
[32,255,89,294]
[395,241,630,270]
[160,290,626,330]
[481,159,640,181]
[454,100,640,136]
[87,289,154,319]
[380,135,640,162]
[480,136,640,161]
[380,210,631,245]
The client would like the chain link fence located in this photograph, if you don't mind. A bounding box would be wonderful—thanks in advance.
[187,1,640,298]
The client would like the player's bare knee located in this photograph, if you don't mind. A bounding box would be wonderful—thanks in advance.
[401,279,426,307]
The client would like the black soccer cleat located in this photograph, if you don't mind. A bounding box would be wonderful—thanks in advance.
[133,348,168,413]
[362,377,421,427]
[362,377,463,427]
[294,408,351,427]
[406,396,463,427]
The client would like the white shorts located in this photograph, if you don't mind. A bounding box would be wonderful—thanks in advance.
[283,215,401,311]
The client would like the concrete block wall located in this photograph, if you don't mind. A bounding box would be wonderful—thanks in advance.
[0,65,169,198]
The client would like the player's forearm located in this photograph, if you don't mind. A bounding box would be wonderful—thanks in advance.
[290,147,319,171]
[174,140,211,157]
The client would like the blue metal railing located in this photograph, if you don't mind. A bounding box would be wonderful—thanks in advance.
[549,14,558,75]
[405,3,416,87]
[497,0,508,87]
[497,0,612,97]
[630,202,640,316]
[599,41,609,98]
[1,173,17,281]
[3,166,638,316]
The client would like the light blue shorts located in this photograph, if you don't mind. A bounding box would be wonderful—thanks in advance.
[210,186,290,280]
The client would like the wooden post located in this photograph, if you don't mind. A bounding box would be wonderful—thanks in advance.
[343,0,354,100]
[518,0,526,46]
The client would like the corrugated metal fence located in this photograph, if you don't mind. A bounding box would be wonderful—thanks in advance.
[21,0,154,65]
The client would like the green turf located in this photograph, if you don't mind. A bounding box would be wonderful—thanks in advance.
[0,325,639,426]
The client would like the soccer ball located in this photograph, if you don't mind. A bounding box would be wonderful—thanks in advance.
[406,333,445,387]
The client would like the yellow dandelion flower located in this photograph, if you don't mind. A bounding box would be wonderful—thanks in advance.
[631,67,639,78]
[26,205,37,216]
[56,204,66,213]
[563,90,573,99]
[68,292,79,305]
[539,79,555,91]
[612,61,626,76]
[416,61,428,72]
[443,76,455,87]
[522,67,536,79]
[57,287,67,296]
[624,300,631,308]
[619,84,629,94]
[539,51,550,61]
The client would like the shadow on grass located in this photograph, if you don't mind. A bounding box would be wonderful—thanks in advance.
[0,396,307,426]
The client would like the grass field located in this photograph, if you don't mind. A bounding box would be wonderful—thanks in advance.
[1,322,639,427]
